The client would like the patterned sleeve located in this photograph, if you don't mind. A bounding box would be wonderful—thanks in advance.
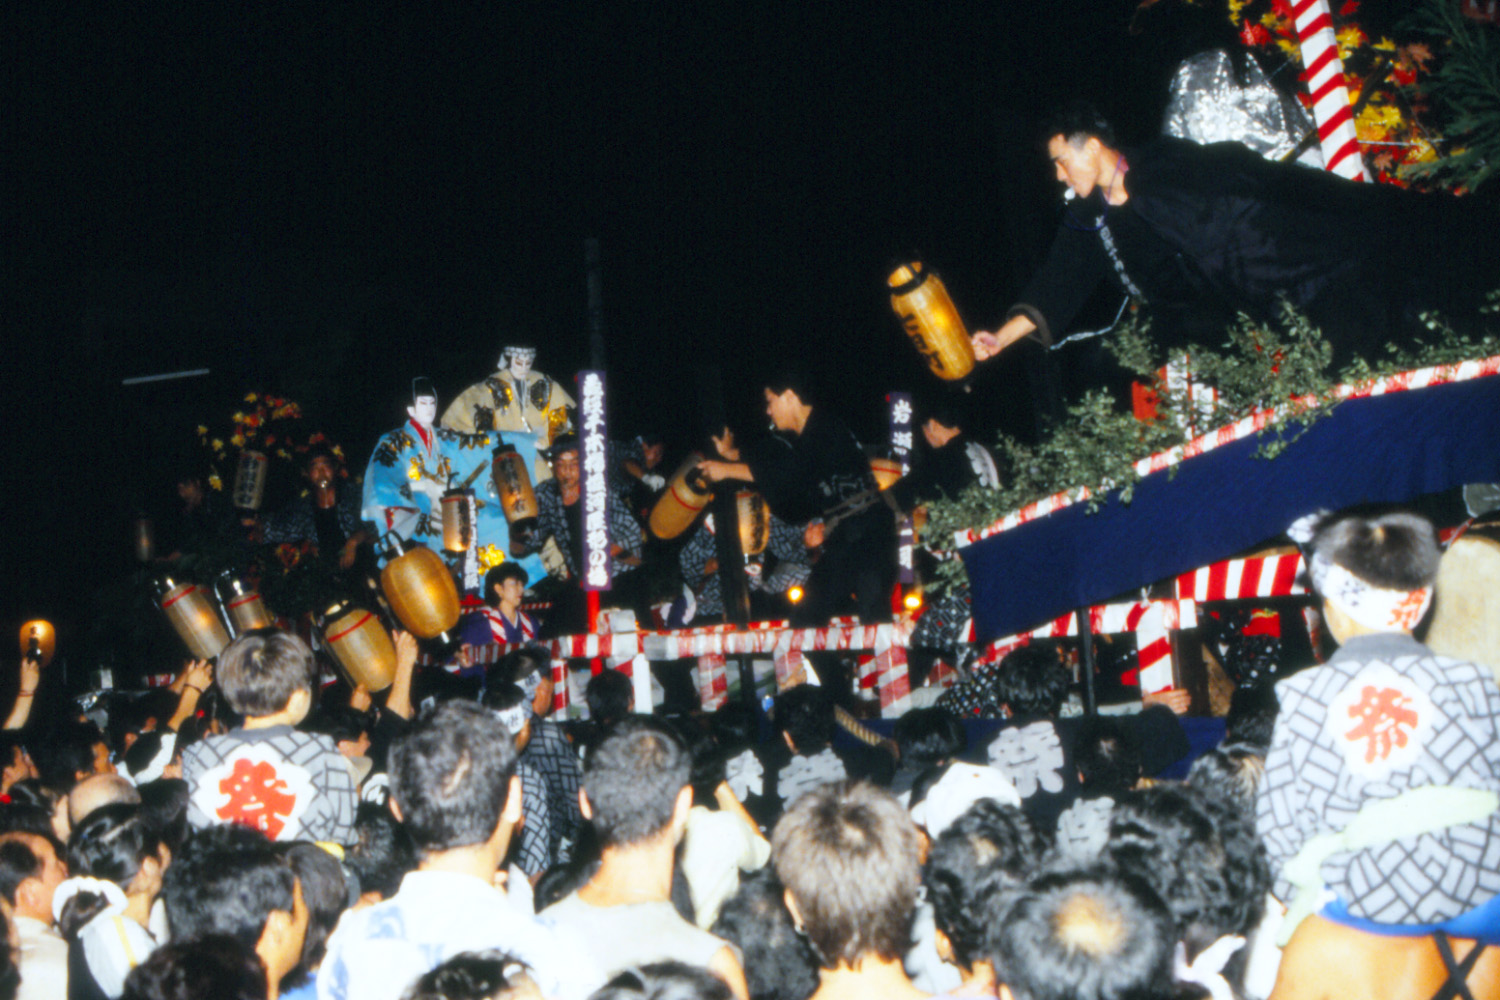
[535,483,569,557]
[609,499,645,563]
[311,736,360,846]
[514,763,553,877]
[1255,676,1322,897]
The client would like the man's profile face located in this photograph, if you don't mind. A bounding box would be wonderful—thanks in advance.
[1048,134,1103,199]
[764,388,800,432]
[921,418,947,449]
[552,449,581,492]
[21,835,67,918]
[408,395,439,429]
[642,443,665,469]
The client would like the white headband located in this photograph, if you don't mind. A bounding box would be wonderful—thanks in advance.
[492,702,531,737]
[1310,553,1433,633]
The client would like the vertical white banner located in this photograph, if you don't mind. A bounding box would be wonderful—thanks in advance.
[888,392,915,584]
[578,371,612,591]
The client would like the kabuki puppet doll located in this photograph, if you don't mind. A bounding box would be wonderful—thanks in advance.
[441,344,575,482]
[362,378,455,562]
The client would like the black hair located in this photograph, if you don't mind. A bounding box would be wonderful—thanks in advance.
[584,670,634,728]
[282,842,348,981]
[992,646,1068,718]
[0,803,59,841]
[1224,682,1279,752]
[121,935,268,1000]
[391,701,519,854]
[534,855,599,912]
[922,401,963,431]
[305,705,376,746]
[993,869,1175,1000]
[711,869,819,1000]
[1309,509,1441,591]
[1104,783,1270,964]
[892,708,966,769]
[302,441,342,470]
[668,717,726,806]
[403,949,535,1000]
[216,630,316,718]
[589,963,733,1000]
[34,721,107,791]
[773,685,835,753]
[1041,99,1117,148]
[1186,744,1267,816]
[583,717,691,848]
[480,682,528,716]
[483,564,530,608]
[162,823,296,948]
[123,730,168,779]
[763,368,816,406]
[547,433,580,458]
[346,802,417,900]
[61,804,165,941]
[926,799,1041,971]
[0,837,45,906]
[136,778,192,857]
[1072,716,1141,795]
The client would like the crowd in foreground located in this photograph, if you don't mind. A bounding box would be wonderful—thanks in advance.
[1,505,1497,1000]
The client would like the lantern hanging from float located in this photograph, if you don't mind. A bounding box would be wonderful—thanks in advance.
[214,574,275,636]
[320,599,397,692]
[155,576,232,661]
[869,456,903,491]
[888,261,975,382]
[649,454,713,541]
[379,536,461,644]
[232,449,270,511]
[441,489,476,554]
[736,491,770,557]
[19,620,56,669]
[491,443,540,555]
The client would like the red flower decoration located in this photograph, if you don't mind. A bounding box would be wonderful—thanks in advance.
[1340,0,1360,16]
[1240,21,1272,46]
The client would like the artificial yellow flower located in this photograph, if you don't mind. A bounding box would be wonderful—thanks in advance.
[208,473,223,491]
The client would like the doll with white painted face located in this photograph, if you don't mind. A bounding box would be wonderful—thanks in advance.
[361,377,456,558]
[440,344,576,462]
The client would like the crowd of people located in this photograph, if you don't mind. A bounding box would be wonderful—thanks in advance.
[1,501,1497,1000]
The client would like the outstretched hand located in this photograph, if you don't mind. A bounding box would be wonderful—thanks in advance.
[971,330,1002,361]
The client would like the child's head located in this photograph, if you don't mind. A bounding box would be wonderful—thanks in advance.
[484,563,530,610]
[217,630,317,722]
[1307,510,1440,639]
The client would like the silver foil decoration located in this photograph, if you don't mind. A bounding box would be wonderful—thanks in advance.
[1164,50,1323,167]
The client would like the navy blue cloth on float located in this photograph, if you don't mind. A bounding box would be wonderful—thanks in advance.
[960,373,1500,644]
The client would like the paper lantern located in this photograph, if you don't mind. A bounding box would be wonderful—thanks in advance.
[869,457,903,491]
[736,491,769,557]
[649,454,712,540]
[156,577,231,660]
[215,576,275,635]
[889,261,975,382]
[19,620,55,669]
[321,601,396,692]
[441,489,475,554]
[232,450,270,511]
[492,445,539,524]
[380,540,460,640]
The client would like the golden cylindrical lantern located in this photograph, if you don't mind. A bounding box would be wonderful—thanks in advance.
[649,454,712,541]
[869,457,904,491]
[158,579,232,660]
[132,517,155,563]
[889,261,975,382]
[441,490,475,554]
[232,450,270,510]
[736,491,769,557]
[322,602,397,692]
[19,621,56,669]
[380,543,460,639]
[215,576,275,636]
[492,445,539,524]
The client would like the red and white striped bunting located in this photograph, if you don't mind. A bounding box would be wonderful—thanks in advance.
[1176,551,1306,602]
[1292,0,1369,181]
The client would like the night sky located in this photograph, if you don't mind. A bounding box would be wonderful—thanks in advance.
[5,2,1251,671]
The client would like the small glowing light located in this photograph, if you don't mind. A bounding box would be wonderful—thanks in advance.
[787,585,804,604]
[903,591,924,612]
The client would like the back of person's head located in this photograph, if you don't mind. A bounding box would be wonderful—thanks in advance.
[35,721,108,791]
[1041,99,1117,148]
[1186,744,1266,815]
[0,803,59,841]
[1104,783,1269,962]
[60,803,164,940]
[121,935,268,1000]
[770,780,920,969]
[893,708,966,769]
[1224,682,1279,752]
[346,802,417,900]
[482,564,530,609]
[925,799,1041,972]
[137,778,192,857]
[710,703,756,751]
[304,705,374,748]
[391,700,518,855]
[711,869,819,1000]
[0,833,62,908]
[993,646,1068,719]
[583,717,690,849]
[217,629,315,717]
[589,963,732,1000]
[668,717,725,805]
[774,684,835,754]
[994,869,1175,1000]
[489,647,548,703]
[1072,716,1141,796]
[162,823,295,949]
[280,842,347,981]
[1309,509,1440,591]
[480,683,531,741]
[585,670,634,728]
[68,772,142,826]
[124,730,169,780]
[403,950,539,1000]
